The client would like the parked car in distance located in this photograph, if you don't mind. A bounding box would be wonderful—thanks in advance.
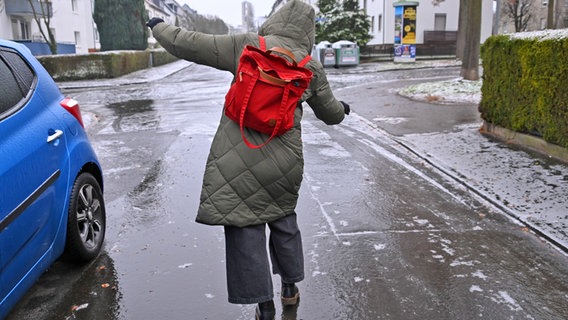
[0,39,106,319]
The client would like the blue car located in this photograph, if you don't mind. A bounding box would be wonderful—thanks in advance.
[0,39,106,318]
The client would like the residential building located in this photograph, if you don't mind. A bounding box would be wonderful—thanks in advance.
[0,0,188,55]
[270,0,493,46]
[145,0,181,47]
[364,0,493,46]
[1,0,99,54]
[145,0,185,26]
[497,0,568,33]
[146,0,172,25]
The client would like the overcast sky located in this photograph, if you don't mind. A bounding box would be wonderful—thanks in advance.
[179,1,274,26]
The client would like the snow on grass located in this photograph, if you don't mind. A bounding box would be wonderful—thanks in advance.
[398,77,482,105]
[508,28,568,41]
[395,30,565,106]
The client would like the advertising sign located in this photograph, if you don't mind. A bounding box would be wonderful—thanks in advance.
[393,2,419,63]
[394,6,403,45]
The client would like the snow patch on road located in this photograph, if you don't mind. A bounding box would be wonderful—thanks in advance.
[469,285,483,293]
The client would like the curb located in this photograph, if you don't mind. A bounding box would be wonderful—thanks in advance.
[480,121,568,164]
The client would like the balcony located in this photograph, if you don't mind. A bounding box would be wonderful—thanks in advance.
[6,0,53,17]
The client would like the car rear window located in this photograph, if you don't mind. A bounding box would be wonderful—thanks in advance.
[0,48,35,117]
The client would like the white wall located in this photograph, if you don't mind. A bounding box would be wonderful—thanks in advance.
[0,0,11,39]
[363,0,493,45]
[48,0,99,53]
[0,0,98,53]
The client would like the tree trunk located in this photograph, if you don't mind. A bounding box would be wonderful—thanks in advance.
[460,0,481,81]
[547,0,555,29]
[48,30,57,54]
[456,0,467,60]
[515,1,522,32]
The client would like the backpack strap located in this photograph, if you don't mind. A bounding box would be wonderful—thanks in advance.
[298,55,312,67]
[258,35,266,51]
[267,47,297,66]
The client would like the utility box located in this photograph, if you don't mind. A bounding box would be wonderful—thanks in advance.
[332,40,359,67]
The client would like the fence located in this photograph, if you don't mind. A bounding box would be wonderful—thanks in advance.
[14,40,76,55]
[360,30,457,60]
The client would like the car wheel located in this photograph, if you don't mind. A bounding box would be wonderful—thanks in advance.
[63,172,106,263]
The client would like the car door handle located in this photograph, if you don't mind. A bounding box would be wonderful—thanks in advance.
[47,129,64,143]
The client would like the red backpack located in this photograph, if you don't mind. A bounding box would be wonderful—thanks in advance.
[224,36,313,148]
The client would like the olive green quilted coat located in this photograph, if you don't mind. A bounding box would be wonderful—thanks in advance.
[151,0,345,227]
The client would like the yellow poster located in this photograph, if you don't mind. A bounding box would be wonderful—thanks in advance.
[402,6,416,44]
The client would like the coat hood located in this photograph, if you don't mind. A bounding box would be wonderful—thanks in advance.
[258,0,315,54]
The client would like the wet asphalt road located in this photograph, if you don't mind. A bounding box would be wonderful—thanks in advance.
[6,63,568,320]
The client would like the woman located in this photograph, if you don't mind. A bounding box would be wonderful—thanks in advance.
[147,1,349,319]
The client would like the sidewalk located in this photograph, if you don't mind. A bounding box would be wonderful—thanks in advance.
[395,123,568,252]
[59,59,568,253]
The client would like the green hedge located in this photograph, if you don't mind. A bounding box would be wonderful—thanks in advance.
[480,30,568,148]
[38,49,177,81]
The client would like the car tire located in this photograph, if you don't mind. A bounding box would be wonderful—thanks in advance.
[63,172,106,263]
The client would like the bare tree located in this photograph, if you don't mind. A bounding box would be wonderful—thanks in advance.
[502,0,534,32]
[28,0,57,54]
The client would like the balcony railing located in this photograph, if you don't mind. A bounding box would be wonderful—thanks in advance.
[6,0,53,18]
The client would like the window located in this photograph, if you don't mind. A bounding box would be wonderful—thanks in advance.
[434,13,447,31]
[74,31,81,45]
[11,19,30,40]
[71,0,78,12]
[371,16,375,33]
[0,56,22,115]
[378,14,382,32]
[541,18,547,29]
[0,49,35,117]
[542,0,548,6]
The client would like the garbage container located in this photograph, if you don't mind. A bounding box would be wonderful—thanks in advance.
[332,40,359,67]
[319,41,336,67]
[311,44,320,62]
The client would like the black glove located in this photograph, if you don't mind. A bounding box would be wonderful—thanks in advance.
[340,101,350,115]
[146,17,164,29]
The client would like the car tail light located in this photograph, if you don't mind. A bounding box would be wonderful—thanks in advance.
[60,98,84,128]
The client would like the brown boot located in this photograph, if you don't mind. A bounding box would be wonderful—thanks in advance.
[281,282,300,306]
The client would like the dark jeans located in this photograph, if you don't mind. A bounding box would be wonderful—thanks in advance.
[224,213,304,304]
